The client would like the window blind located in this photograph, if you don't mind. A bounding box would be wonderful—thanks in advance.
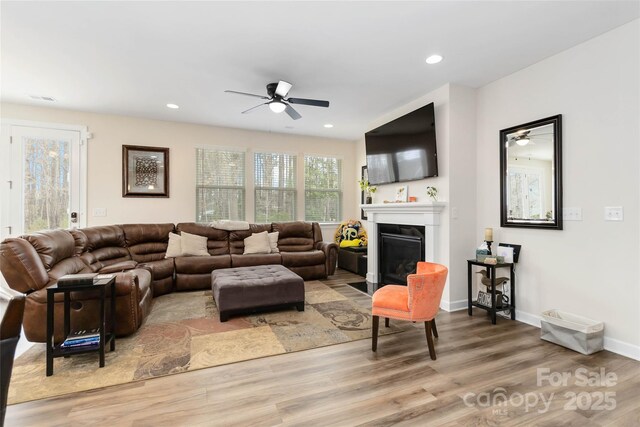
[254,152,297,222]
[196,148,245,221]
[304,155,342,222]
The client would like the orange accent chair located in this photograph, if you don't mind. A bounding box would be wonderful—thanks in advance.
[371,262,448,360]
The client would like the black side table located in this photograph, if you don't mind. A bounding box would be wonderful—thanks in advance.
[46,276,116,376]
[467,259,516,325]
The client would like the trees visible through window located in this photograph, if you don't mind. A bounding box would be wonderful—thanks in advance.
[196,148,245,222]
[254,152,297,222]
[305,155,342,222]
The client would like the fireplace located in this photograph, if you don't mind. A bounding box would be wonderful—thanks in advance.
[379,224,425,285]
[360,202,445,285]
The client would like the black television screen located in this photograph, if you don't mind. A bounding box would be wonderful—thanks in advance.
[365,103,438,185]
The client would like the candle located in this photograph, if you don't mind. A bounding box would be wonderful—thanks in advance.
[484,228,493,241]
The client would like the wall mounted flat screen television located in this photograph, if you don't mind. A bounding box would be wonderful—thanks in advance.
[365,102,438,185]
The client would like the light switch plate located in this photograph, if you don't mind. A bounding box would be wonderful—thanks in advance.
[563,207,582,221]
[93,208,107,217]
[604,206,623,221]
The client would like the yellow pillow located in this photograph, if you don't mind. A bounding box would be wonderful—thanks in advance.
[340,239,362,248]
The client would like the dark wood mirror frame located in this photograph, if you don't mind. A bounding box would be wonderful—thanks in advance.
[500,115,563,230]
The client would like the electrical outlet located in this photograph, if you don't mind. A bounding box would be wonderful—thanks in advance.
[93,208,107,217]
[451,207,459,219]
[563,207,582,221]
[604,206,623,221]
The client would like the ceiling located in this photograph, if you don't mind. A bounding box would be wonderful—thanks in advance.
[1,1,638,141]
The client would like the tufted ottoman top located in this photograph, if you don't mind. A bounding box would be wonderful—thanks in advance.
[211,265,305,321]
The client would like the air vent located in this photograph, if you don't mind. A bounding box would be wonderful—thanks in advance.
[29,95,56,102]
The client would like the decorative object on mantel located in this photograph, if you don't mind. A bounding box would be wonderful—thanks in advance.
[484,227,494,254]
[408,196,417,202]
[359,168,377,202]
[426,186,438,201]
[395,185,408,202]
[122,145,169,198]
[360,166,375,220]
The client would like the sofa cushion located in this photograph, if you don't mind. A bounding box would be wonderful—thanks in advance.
[268,232,279,253]
[273,222,314,252]
[23,229,75,270]
[174,255,231,274]
[231,253,282,268]
[138,258,175,280]
[121,223,175,262]
[165,232,182,258]
[280,250,325,268]
[73,226,130,266]
[229,224,272,255]
[243,231,271,255]
[176,223,229,255]
[181,232,210,256]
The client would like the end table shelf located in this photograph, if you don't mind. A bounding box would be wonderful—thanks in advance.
[46,276,117,376]
[467,259,516,325]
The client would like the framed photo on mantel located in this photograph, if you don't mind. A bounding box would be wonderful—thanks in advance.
[122,145,169,197]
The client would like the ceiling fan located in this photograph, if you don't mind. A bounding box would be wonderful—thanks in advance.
[224,80,329,120]
[506,130,553,147]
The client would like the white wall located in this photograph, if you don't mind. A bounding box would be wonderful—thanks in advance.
[1,103,358,238]
[354,85,451,298]
[476,20,640,357]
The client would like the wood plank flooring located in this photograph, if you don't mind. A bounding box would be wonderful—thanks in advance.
[6,270,639,426]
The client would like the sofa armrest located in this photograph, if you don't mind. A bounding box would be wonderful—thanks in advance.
[315,241,338,277]
[99,260,138,274]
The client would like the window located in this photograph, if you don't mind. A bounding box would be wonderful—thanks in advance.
[305,155,342,222]
[254,152,296,222]
[196,148,245,221]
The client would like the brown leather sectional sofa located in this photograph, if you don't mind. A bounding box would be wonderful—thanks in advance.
[0,221,337,343]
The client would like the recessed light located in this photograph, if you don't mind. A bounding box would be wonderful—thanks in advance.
[166,103,179,109]
[324,124,334,128]
[425,54,443,64]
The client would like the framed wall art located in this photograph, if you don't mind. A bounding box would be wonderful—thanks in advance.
[122,145,169,197]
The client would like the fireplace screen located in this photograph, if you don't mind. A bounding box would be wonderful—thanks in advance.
[380,232,424,285]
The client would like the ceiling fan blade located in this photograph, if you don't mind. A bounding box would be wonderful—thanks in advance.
[225,90,270,100]
[287,97,330,108]
[275,81,292,98]
[241,103,268,114]
[285,104,302,120]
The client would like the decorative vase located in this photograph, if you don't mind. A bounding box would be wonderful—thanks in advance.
[366,196,372,204]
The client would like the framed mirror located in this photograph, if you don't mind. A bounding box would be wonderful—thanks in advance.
[500,115,562,230]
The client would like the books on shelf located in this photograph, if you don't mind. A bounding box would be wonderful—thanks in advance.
[61,328,101,348]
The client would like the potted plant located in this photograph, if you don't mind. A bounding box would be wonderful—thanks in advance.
[358,179,377,204]
[426,186,438,201]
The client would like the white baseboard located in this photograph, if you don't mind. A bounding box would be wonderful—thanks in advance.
[515,309,640,361]
[440,299,467,312]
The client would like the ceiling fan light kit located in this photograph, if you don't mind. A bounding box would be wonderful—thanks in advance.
[269,101,287,113]
[225,80,330,120]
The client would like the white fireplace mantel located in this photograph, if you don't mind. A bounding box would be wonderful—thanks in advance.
[361,202,446,284]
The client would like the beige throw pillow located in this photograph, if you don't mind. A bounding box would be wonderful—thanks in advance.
[268,231,279,253]
[244,231,272,255]
[165,232,182,258]
[180,232,210,257]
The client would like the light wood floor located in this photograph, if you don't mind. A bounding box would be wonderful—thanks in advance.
[6,271,639,426]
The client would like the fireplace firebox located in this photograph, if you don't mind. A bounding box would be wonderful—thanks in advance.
[378,224,425,285]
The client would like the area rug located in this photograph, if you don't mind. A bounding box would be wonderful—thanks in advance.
[9,279,409,404]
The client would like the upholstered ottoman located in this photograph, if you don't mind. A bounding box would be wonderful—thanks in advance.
[211,265,305,321]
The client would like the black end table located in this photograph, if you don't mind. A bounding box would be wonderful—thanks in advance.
[467,259,516,324]
[46,275,116,376]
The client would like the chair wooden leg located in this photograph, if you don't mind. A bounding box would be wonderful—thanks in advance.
[385,317,390,328]
[372,315,379,352]
[425,321,436,360]
[431,317,438,338]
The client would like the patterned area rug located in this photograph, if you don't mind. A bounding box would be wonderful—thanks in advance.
[9,278,409,404]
